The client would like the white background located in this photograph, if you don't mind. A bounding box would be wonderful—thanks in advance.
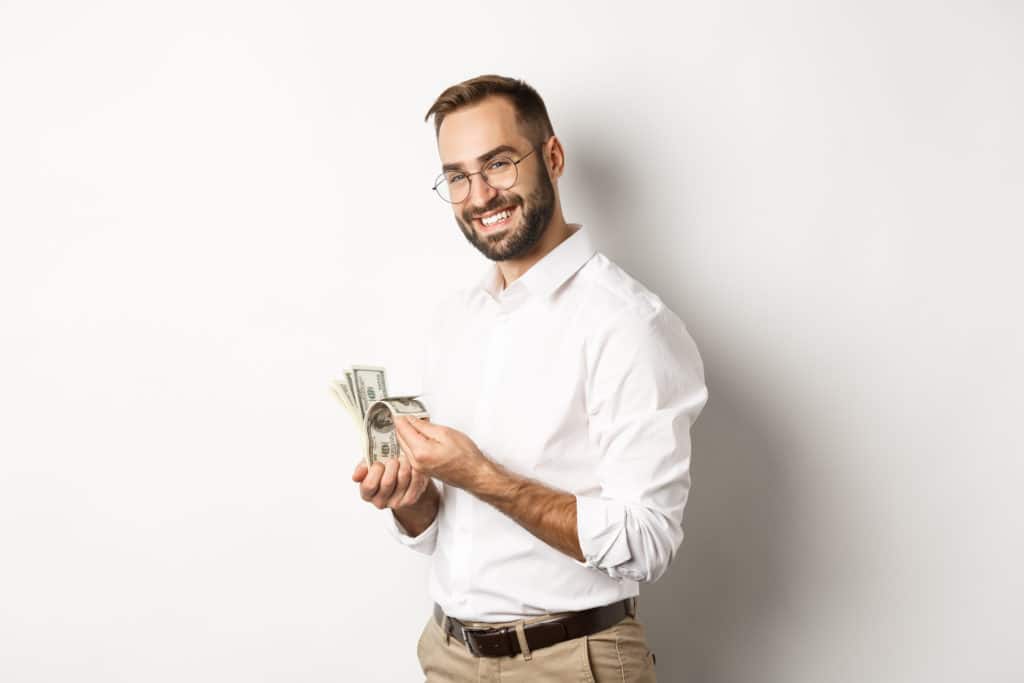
[2,1,1022,681]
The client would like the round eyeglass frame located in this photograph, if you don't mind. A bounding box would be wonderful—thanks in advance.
[431,147,537,204]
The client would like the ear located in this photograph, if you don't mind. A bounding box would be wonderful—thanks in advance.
[542,135,565,181]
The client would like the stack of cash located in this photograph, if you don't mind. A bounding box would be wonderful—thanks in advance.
[329,365,429,466]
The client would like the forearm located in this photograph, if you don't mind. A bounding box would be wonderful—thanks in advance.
[392,481,440,537]
[469,459,584,562]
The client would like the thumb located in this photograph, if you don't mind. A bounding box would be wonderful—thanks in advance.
[405,415,445,441]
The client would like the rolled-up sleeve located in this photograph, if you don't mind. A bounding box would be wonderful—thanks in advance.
[576,303,708,583]
[386,498,441,556]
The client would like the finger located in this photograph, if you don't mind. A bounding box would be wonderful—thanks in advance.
[387,458,413,507]
[401,468,429,506]
[373,458,400,508]
[395,415,435,450]
[403,415,446,441]
[398,467,421,507]
[359,462,385,500]
[352,462,368,482]
[396,429,421,469]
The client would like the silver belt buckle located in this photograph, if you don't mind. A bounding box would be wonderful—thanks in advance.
[462,625,484,657]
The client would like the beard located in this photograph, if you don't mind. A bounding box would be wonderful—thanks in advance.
[454,166,555,262]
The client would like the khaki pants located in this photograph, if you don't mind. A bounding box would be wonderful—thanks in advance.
[416,605,657,682]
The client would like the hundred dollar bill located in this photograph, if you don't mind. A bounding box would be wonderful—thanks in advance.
[328,366,429,466]
[344,370,355,407]
[365,397,429,465]
[327,378,368,454]
[352,365,388,418]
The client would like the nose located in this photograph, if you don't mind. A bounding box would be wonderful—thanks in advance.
[466,173,499,212]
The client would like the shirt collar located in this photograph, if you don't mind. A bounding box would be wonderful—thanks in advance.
[476,224,596,301]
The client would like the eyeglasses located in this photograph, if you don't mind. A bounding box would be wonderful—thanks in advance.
[432,148,537,204]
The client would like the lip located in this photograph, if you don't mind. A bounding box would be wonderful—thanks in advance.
[474,205,517,233]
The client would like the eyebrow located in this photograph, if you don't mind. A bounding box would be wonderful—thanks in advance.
[442,145,521,173]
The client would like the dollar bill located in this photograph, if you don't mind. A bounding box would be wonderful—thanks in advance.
[365,396,429,464]
[328,378,364,429]
[352,365,388,418]
[344,370,355,407]
[329,366,429,466]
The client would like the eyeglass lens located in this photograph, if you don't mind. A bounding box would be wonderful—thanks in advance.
[434,156,518,203]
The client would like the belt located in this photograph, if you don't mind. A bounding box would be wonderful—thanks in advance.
[433,598,636,658]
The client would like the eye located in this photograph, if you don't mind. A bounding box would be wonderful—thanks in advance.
[486,159,510,171]
[447,173,467,184]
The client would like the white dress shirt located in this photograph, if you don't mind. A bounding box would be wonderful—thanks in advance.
[389,224,708,622]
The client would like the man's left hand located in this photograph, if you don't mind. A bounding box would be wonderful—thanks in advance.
[393,415,492,491]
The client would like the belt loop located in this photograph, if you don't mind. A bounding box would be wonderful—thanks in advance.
[442,615,451,645]
[514,621,532,661]
[626,596,637,618]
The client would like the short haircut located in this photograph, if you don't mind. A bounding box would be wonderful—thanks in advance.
[424,74,555,147]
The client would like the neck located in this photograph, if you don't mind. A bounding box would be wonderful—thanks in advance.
[496,214,574,289]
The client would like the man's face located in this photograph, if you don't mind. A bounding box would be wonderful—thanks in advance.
[436,96,555,262]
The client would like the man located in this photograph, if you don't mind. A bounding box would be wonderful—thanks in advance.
[352,74,708,682]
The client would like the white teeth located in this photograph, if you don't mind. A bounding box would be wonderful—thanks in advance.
[481,209,512,226]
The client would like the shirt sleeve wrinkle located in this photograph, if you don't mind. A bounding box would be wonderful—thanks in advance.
[577,303,708,583]
[385,480,444,556]
[386,505,440,556]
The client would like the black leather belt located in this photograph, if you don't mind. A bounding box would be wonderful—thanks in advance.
[433,598,635,658]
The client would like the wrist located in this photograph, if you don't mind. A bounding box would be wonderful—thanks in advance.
[394,482,440,534]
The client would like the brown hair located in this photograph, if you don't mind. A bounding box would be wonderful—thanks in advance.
[424,74,555,146]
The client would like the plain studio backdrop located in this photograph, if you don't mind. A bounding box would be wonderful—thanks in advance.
[1,1,1021,681]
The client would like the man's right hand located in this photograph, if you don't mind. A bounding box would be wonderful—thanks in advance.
[352,456,439,535]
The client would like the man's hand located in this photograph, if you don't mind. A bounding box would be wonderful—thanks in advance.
[393,414,584,561]
[352,455,440,536]
[393,415,492,491]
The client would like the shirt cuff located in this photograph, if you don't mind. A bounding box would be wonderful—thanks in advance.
[387,508,440,555]
[575,494,634,576]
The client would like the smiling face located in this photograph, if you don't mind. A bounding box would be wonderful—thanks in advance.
[436,96,555,262]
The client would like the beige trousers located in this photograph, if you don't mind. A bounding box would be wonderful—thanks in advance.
[416,606,658,682]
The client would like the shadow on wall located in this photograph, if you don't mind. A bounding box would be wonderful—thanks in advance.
[642,382,796,683]
[571,135,799,683]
